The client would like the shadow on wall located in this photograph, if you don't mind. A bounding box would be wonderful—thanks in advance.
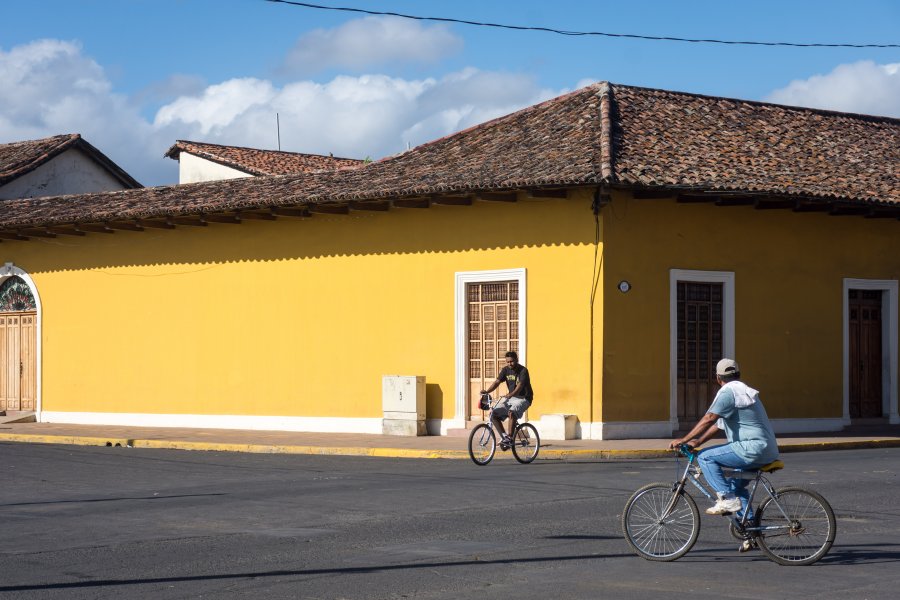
[9,198,595,274]
[426,383,443,420]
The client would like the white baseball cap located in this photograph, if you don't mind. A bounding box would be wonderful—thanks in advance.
[716,358,740,377]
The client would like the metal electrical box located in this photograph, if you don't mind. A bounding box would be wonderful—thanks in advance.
[382,375,426,436]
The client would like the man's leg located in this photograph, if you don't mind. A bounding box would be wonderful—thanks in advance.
[508,413,518,438]
[491,414,508,440]
[697,444,752,513]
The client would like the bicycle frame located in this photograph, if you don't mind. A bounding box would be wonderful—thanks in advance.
[672,445,797,537]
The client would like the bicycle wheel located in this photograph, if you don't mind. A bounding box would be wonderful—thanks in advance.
[622,483,700,561]
[754,487,836,566]
[468,424,496,465]
[511,422,540,464]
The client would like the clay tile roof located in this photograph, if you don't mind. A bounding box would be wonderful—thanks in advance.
[610,85,900,205]
[0,133,142,189]
[0,82,896,230]
[164,140,364,175]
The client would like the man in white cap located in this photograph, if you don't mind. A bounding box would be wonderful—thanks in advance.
[670,358,779,528]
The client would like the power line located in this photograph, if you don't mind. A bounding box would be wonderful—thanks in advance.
[266,0,900,49]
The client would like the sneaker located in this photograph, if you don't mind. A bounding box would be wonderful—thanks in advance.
[705,496,742,515]
[738,538,757,553]
[499,434,511,451]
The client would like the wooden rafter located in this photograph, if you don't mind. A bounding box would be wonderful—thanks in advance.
[393,198,430,209]
[202,213,242,224]
[75,224,114,234]
[272,206,310,218]
[237,210,277,220]
[349,200,390,212]
[106,221,144,232]
[47,227,86,236]
[477,192,518,203]
[0,231,29,241]
[20,228,57,238]
[138,219,176,229]
[308,203,349,215]
[170,217,208,227]
[432,195,472,206]
[526,188,569,199]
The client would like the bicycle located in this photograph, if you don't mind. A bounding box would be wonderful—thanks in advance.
[467,394,540,465]
[622,443,836,565]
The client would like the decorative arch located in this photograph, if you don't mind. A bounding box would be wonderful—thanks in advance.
[0,263,42,415]
[0,276,37,312]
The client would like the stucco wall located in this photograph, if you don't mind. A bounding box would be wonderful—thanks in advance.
[0,148,129,199]
[4,191,599,431]
[178,153,253,183]
[600,193,900,427]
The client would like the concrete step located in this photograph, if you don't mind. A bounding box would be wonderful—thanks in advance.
[0,411,36,424]
[446,420,488,437]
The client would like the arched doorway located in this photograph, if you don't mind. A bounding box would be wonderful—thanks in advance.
[0,276,37,412]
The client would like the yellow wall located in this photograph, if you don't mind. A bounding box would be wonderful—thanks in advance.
[5,191,599,422]
[601,192,900,423]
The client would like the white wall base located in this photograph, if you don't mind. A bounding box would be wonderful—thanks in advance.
[39,411,383,434]
[579,421,673,440]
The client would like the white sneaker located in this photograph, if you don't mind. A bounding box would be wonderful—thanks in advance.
[705,496,742,515]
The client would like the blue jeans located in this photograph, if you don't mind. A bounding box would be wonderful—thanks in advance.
[697,443,761,518]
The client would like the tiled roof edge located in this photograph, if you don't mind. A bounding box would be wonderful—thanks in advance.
[611,82,900,126]
[598,82,613,182]
[0,133,81,186]
[164,140,363,164]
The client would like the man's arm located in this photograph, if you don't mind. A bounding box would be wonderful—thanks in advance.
[669,412,721,449]
[481,379,502,394]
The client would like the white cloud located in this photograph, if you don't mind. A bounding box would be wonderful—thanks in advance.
[766,61,900,118]
[0,39,177,186]
[281,16,463,75]
[0,39,560,186]
[154,69,556,163]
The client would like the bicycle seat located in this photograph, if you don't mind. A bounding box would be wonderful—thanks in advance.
[759,460,784,473]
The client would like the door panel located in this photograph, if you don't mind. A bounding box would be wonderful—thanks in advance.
[20,314,36,411]
[849,290,883,418]
[467,282,519,419]
[676,282,723,427]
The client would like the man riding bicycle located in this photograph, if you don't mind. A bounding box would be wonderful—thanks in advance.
[481,351,533,450]
[669,358,779,538]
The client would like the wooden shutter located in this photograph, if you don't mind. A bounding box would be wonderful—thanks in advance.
[468,282,519,418]
[676,282,723,426]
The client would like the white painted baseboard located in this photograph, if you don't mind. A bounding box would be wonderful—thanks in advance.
[40,411,383,434]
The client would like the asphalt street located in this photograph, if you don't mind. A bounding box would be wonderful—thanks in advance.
[0,443,897,599]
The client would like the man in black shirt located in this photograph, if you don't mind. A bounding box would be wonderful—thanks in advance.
[480,351,534,450]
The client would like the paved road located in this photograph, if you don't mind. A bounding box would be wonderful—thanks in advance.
[0,443,897,599]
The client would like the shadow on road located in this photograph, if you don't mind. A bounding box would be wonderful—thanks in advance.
[0,551,634,593]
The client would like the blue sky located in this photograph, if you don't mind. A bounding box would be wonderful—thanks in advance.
[2,0,898,185]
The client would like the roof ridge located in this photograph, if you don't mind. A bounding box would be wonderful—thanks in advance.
[374,82,608,166]
[611,82,900,125]
[169,140,361,162]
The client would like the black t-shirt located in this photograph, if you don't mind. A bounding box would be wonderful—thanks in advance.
[497,364,533,401]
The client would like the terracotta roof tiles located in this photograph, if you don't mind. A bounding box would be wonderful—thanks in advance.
[165,141,364,175]
[0,83,897,231]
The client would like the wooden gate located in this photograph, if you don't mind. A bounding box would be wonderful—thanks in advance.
[849,289,883,419]
[467,282,519,419]
[0,312,37,411]
[676,282,723,428]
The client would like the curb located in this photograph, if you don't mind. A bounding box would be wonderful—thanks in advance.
[2,433,899,459]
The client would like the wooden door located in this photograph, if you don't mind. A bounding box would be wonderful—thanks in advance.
[676,282,723,428]
[467,282,519,419]
[0,312,36,412]
[849,290,882,418]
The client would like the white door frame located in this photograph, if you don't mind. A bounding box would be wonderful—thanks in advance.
[454,269,527,425]
[0,263,42,416]
[843,279,899,424]
[669,269,735,431]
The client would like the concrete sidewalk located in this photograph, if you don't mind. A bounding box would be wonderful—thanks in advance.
[1,421,899,460]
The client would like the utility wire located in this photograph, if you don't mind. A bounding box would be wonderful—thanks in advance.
[266,0,900,49]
